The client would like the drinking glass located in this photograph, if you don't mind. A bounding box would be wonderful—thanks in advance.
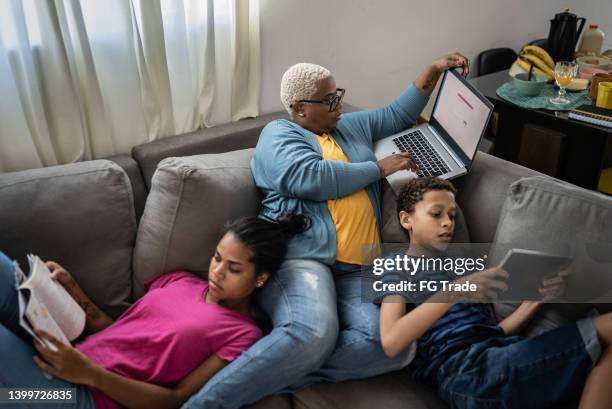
[550,61,578,105]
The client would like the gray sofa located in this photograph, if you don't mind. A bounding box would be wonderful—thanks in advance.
[1,106,610,409]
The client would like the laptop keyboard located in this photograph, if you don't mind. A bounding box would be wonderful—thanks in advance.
[392,130,451,177]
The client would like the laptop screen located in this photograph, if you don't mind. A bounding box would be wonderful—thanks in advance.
[431,70,493,163]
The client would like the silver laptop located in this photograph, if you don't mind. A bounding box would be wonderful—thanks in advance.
[374,69,494,193]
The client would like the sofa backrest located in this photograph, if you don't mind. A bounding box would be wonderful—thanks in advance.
[0,160,138,317]
[131,104,360,191]
[132,111,288,191]
[105,154,148,222]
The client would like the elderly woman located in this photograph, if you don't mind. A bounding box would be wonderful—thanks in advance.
[182,53,469,409]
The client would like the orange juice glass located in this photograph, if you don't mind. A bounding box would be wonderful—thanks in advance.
[551,61,578,106]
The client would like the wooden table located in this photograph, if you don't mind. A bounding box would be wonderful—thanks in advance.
[469,70,612,191]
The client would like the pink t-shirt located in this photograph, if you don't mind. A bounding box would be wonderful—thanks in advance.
[75,271,262,409]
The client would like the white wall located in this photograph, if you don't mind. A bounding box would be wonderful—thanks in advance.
[259,0,612,115]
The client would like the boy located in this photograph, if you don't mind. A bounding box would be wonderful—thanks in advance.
[379,177,612,409]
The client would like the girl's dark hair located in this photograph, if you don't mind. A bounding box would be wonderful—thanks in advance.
[225,213,310,275]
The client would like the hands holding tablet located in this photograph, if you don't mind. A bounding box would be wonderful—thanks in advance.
[446,249,573,303]
[497,249,573,301]
[538,267,572,302]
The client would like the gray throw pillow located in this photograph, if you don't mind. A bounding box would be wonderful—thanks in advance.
[132,149,261,299]
[490,176,612,336]
[0,160,136,318]
[380,180,471,244]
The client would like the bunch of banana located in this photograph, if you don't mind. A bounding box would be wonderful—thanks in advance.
[515,45,555,80]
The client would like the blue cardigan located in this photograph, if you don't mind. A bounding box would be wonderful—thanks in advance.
[251,84,429,265]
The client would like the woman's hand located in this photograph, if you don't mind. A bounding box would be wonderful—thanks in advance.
[377,153,419,177]
[32,329,99,385]
[415,52,469,95]
[45,262,116,335]
[433,52,470,77]
[46,261,74,287]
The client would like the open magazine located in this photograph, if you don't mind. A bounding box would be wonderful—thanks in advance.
[16,254,85,348]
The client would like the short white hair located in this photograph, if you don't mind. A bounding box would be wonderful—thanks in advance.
[280,63,332,115]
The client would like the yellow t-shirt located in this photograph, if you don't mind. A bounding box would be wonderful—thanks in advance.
[315,133,379,265]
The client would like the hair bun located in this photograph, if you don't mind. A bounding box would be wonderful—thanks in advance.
[277,213,311,237]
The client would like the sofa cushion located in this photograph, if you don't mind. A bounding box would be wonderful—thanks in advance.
[381,181,471,244]
[292,370,447,409]
[0,160,137,318]
[490,176,612,335]
[133,149,261,298]
[452,152,542,243]
[244,396,292,409]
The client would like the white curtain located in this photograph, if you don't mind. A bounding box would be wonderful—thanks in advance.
[0,0,260,172]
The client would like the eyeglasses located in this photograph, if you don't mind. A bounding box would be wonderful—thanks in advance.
[292,88,345,112]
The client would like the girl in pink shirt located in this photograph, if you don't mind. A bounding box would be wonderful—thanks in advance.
[0,214,309,409]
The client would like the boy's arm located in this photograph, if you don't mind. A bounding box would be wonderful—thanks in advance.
[379,295,456,358]
[379,266,510,358]
[46,261,115,334]
[497,301,542,336]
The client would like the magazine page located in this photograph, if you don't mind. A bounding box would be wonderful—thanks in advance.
[18,288,69,348]
[18,255,86,341]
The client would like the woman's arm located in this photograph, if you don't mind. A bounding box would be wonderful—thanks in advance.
[254,125,382,201]
[46,262,115,334]
[33,329,227,409]
[340,52,469,144]
[379,294,455,358]
[413,64,443,97]
[89,354,227,409]
[414,53,470,96]
[498,301,542,336]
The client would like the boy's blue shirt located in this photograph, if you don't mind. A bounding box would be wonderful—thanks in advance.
[251,84,428,265]
[380,253,509,384]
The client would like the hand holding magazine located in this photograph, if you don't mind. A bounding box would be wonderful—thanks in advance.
[16,254,85,349]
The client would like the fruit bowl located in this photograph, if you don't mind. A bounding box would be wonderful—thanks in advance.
[576,56,611,70]
[513,73,547,96]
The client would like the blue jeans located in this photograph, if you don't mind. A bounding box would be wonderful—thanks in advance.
[182,259,413,409]
[436,318,601,409]
[0,252,95,409]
